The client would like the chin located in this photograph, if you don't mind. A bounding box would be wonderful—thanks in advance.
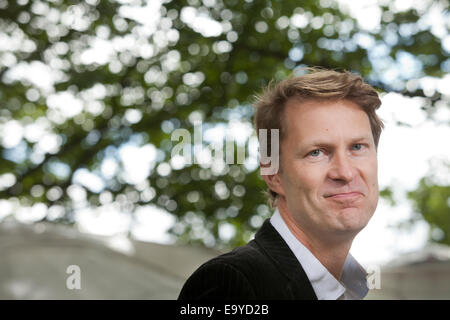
[334,207,371,233]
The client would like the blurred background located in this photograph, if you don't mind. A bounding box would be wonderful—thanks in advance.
[0,0,449,299]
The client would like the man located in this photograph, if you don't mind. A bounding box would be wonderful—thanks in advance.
[178,68,383,300]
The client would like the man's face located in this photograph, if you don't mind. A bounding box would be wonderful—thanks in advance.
[273,99,379,240]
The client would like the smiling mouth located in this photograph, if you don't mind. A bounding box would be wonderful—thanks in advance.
[324,192,363,200]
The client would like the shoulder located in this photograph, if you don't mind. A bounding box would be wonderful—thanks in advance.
[178,240,275,300]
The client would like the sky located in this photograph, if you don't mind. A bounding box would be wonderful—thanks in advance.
[0,0,449,268]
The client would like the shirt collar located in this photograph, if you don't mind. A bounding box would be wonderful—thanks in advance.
[270,208,368,300]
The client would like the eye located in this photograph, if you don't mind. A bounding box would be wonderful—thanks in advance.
[352,143,364,151]
[308,149,323,157]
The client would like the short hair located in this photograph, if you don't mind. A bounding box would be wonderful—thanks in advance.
[253,68,384,208]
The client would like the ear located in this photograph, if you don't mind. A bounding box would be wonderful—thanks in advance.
[260,165,285,197]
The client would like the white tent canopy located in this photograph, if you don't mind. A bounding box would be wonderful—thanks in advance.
[2,218,449,299]
[366,243,450,299]
[0,219,220,299]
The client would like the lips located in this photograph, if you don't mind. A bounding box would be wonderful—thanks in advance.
[324,192,363,200]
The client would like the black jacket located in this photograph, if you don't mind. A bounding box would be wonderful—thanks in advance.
[178,219,318,300]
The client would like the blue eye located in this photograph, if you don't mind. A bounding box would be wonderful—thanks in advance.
[352,144,364,151]
[309,149,322,157]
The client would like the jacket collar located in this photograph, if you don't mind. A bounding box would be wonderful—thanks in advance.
[254,218,318,300]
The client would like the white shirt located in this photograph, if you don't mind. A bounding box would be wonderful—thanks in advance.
[270,208,369,300]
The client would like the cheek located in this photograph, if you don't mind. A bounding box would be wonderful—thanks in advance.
[369,162,379,189]
[361,156,378,182]
[289,164,325,194]
[361,160,379,204]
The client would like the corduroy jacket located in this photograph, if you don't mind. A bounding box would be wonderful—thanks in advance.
[178,219,318,300]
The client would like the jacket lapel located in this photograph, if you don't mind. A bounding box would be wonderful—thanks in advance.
[254,219,318,300]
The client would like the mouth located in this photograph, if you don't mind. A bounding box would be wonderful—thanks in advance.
[324,192,363,200]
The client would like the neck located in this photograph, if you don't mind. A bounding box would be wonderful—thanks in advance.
[277,201,354,280]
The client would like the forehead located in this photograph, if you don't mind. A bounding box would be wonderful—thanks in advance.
[283,98,372,142]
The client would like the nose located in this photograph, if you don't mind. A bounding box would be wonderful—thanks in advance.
[327,150,355,183]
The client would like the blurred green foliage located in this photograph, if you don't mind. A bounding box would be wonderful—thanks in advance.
[408,161,450,245]
[0,0,448,249]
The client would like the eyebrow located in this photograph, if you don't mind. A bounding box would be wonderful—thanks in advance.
[302,135,373,149]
